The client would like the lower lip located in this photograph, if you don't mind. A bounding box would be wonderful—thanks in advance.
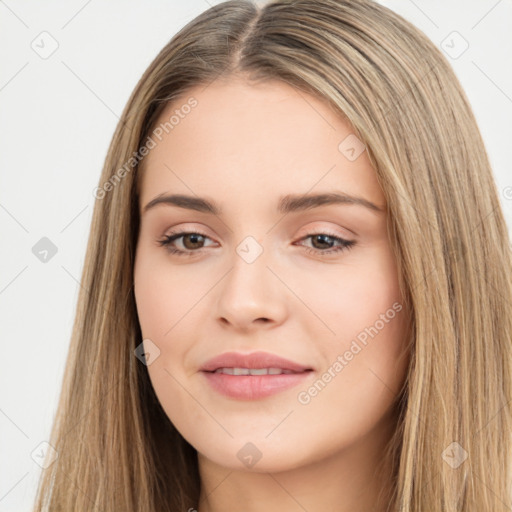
[201,370,313,400]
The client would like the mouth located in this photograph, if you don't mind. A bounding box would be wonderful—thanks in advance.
[199,351,314,399]
[199,350,313,374]
[201,367,314,400]
[204,367,313,375]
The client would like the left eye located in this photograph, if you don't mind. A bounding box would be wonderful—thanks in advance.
[295,232,356,255]
[157,231,356,257]
[157,231,215,256]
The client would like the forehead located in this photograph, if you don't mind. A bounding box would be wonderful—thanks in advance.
[138,77,384,209]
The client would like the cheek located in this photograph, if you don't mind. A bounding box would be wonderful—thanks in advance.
[293,282,407,451]
[294,244,408,405]
[310,306,409,440]
[293,244,403,344]
[133,251,203,426]
[133,245,219,389]
[133,247,209,339]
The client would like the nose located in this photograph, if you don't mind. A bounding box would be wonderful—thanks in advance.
[214,247,289,331]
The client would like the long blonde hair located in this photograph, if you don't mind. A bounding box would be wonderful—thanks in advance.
[33,0,512,510]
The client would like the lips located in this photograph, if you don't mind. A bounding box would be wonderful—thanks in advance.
[200,350,313,373]
[200,350,314,400]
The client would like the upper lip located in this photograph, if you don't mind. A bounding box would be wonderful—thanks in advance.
[200,351,313,373]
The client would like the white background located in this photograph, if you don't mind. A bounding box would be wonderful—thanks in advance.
[0,1,511,510]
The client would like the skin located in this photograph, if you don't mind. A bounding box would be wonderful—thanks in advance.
[134,75,410,512]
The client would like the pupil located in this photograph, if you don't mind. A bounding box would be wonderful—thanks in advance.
[313,234,332,249]
[184,234,203,249]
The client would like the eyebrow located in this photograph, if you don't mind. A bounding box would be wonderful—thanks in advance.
[142,191,384,216]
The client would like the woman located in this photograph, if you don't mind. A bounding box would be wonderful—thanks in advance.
[33,0,512,510]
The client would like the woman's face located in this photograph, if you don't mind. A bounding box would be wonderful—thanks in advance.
[134,76,410,473]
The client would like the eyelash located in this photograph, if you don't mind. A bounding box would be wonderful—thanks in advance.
[157,230,356,257]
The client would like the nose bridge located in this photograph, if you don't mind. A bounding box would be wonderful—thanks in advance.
[225,235,272,305]
[215,234,287,328]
